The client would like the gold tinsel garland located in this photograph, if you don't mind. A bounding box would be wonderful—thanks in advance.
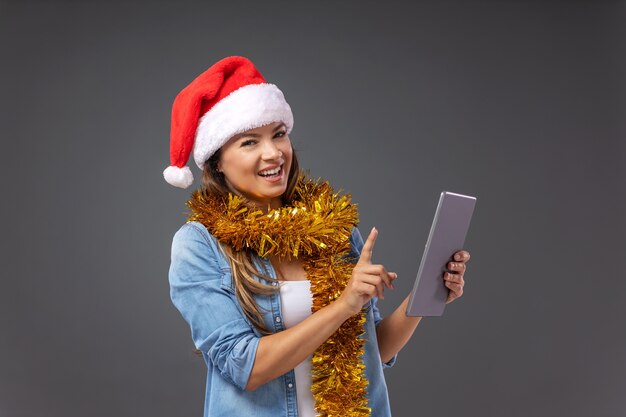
[187,176,371,417]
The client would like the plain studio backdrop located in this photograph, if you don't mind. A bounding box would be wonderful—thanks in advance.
[1,1,625,416]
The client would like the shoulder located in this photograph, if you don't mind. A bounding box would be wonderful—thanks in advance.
[170,221,225,264]
[172,221,217,246]
[173,220,211,242]
[348,227,364,262]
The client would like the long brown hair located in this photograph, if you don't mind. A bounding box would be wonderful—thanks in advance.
[202,146,301,334]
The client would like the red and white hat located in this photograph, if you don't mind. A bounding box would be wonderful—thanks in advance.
[163,56,294,188]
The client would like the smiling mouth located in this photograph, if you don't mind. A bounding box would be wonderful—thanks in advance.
[258,165,283,178]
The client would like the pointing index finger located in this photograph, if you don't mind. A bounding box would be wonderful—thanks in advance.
[358,227,378,265]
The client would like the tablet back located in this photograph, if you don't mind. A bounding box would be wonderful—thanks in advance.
[406,192,476,317]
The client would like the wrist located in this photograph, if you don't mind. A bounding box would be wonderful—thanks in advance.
[330,297,360,321]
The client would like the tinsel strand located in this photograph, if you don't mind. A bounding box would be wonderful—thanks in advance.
[186,175,371,416]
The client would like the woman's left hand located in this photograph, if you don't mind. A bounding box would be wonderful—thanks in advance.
[444,250,470,304]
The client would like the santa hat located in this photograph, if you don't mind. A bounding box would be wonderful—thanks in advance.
[163,56,294,188]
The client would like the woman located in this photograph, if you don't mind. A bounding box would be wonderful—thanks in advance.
[164,56,469,417]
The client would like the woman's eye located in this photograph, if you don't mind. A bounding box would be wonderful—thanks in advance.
[274,131,286,139]
[241,139,256,147]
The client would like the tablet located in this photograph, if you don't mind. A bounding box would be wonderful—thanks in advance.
[405,191,476,317]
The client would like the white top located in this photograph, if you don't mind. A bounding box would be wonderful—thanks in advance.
[278,280,316,417]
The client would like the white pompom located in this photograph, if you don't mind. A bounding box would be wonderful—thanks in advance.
[163,165,194,189]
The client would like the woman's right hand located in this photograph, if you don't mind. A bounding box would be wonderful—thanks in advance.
[337,227,397,316]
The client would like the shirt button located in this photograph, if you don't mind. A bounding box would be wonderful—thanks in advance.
[288,383,293,388]
[275,316,281,323]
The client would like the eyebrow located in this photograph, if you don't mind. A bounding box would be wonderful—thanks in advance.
[232,123,286,141]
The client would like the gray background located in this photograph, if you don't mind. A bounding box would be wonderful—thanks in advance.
[1,1,625,416]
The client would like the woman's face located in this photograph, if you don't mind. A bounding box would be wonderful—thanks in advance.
[218,122,292,209]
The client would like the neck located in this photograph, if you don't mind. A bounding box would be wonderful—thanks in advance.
[224,181,283,212]
[249,197,283,213]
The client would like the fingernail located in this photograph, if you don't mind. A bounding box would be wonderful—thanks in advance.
[455,253,461,261]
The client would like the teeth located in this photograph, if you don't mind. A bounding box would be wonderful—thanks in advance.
[259,167,281,176]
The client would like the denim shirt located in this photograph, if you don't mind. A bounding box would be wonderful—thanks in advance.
[169,221,396,417]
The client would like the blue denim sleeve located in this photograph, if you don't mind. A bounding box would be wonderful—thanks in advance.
[349,227,397,368]
[169,222,259,390]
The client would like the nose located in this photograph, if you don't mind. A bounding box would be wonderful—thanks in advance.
[261,139,282,160]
